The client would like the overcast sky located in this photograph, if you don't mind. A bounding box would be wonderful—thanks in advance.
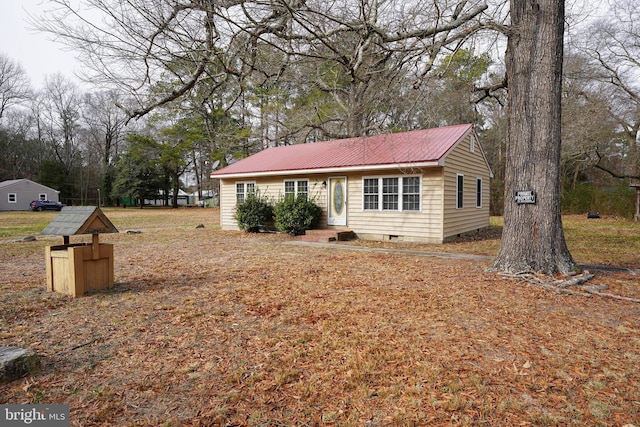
[0,0,82,89]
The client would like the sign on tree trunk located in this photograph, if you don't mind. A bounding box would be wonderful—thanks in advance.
[514,191,536,205]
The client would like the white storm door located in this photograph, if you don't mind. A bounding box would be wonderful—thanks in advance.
[328,176,347,226]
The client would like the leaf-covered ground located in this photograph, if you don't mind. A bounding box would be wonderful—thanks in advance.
[1,209,639,426]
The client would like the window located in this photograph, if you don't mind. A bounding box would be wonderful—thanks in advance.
[284,180,309,199]
[8,193,17,203]
[456,174,464,209]
[39,193,47,201]
[476,178,482,208]
[363,176,420,211]
[284,181,295,198]
[297,181,308,197]
[403,176,420,211]
[363,178,379,210]
[382,178,399,210]
[470,137,475,153]
[235,182,255,203]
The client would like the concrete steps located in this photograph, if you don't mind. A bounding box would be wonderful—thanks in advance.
[298,229,354,243]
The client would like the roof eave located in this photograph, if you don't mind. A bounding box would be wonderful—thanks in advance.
[210,161,441,179]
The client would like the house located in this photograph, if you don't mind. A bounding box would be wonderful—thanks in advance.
[0,179,60,211]
[210,124,493,243]
[144,189,190,206]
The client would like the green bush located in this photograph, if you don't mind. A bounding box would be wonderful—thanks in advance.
[273,194,322,236]
[235,191,274,232]
[602,181,635,218]
[490,178,504,216]
[562,181,634,218]
[562,182,596,214]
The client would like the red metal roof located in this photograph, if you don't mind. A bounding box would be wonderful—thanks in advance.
[211,124,474,177]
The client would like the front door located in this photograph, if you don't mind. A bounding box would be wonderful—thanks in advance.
[328,176,347,226]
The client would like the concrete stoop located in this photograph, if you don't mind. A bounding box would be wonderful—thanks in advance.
[298,229,354,243]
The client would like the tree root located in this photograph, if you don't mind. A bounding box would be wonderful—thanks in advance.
[499,271,640,303]
[555,272,594,288]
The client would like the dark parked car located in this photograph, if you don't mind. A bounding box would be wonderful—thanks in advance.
[30,200,64,211]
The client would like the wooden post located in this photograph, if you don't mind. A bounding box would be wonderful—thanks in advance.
[91,233,100,260]
[44,246,54,291]
[631,184,640,223]
[635,187,640,223]
[69,246,85,297]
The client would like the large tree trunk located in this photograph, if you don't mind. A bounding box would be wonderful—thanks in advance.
[492,0,577,275]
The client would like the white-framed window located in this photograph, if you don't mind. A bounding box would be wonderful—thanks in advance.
[8,193,17,203]
[39,193,47,201]
[284,180,309,199]
[363,178,379,210]
[382,177,399,210]
[235,182,256,203]
[476,178,482,208]
[456,174,464,209]
[363,175,421,212]
[403,176,421,211]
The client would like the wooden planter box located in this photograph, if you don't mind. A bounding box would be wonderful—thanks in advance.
[45,236,114,297]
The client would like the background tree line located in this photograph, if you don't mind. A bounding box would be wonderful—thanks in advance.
[0,0,637,217]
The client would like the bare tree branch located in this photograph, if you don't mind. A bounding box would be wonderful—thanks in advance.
[0,54,32,120]
[473,76,507,105]
[34,0,498,128]
[593,148,640,180]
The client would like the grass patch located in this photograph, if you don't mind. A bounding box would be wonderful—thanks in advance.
[562,215,640,267]
[0,211,58,239]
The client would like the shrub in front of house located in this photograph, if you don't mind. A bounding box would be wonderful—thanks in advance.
[273,194,322,236]
[235,191,274,232]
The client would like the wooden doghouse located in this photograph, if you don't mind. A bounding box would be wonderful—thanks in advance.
[42,206,118,297]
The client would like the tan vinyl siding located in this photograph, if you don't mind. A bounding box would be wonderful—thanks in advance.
[219,179,239,230]
[218,176,327,231]
[346,168,444,243]
[220,169,445,242]
[442,134,491,239]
